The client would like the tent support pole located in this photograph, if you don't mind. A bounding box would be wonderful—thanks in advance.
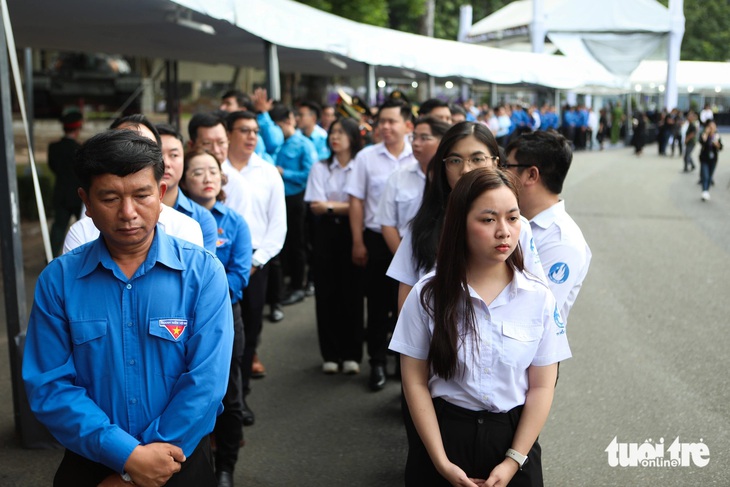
[365,64,376,108]
[264,41,281,100]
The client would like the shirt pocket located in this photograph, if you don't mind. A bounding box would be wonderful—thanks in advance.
[148,317,191,345]
[69,319,108,345]
[69,319,108,386]
[499,321,543,369]
[148,317,191,380]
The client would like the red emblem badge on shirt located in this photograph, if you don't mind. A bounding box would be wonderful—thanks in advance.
[159,319,187,340]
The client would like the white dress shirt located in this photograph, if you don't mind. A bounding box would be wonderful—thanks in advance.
[304,158,353,203]
[390,269,571,412]
[345,142,416,233]
[63,204,204,254]
[530,200,591,324]
[375,161,426,237]
[222,153,287,266]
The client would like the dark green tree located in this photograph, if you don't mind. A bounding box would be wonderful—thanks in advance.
[656,0,730,61]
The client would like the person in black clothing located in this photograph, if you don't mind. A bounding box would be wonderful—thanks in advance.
[683,111,698,172]
[48,110,84,257]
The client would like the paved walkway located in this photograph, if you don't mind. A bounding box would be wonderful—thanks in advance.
[1,143,728,485]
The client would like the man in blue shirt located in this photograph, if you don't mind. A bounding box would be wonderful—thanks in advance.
[23,130,233,487]
[271,105,318,305]
[156,123,218,252]
[296,100,331,160]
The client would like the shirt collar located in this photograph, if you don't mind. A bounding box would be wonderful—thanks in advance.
[376,141,413,161]
[329,157,353,171]
[530,200,565,230]
[174,190,193,213]
[77,228,184,280]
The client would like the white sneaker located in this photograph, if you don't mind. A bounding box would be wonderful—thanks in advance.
[701,191,710,201]
[322,362,339,374]
[342,361,360,375]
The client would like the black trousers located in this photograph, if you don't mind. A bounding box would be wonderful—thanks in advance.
[214,301,245,473]
[363,229,398,366]
[53,436,215,487]
[313,215,364,363]
[241,260,270,393]
[282,191,307,291]
[405,398,543,487]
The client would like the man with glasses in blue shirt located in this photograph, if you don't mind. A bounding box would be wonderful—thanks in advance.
[23,130,233,487]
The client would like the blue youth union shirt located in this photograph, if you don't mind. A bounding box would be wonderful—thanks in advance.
[22,228,233,473]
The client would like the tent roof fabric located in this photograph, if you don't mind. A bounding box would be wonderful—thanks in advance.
[469,0,671,37]
[7,0,615,90]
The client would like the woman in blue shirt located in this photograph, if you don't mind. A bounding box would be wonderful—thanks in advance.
[180,149,252,483]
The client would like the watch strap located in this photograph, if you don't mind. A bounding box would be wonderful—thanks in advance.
[505,448,527,469]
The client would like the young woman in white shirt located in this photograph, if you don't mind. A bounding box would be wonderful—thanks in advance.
[390,168,571,487]
[304,117,365,374]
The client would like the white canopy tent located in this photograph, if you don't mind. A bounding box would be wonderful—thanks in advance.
[8,0,618,95]
[468,0,671,77]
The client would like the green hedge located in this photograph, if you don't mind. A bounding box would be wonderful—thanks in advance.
[16,167,55,221]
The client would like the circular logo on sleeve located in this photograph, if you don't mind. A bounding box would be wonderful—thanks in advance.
[548,262,570,284]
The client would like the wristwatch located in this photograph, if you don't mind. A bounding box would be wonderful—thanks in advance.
[121,472,133,483]
[505,448,528,469]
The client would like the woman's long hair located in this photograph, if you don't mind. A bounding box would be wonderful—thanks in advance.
[410,122,500,274]
[421,167,524,380]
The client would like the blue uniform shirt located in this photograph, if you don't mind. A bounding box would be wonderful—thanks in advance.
[303,126,331,161]
[275,131,317,196]
[174,190,217,253]
[22,229,233,473]
[211,201,252,303]
[257,112,284,156]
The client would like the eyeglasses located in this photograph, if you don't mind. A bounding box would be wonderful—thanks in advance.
[499,162,532,170]
[234,127,260,136]
[443,155,498,169]
[200,139,228,150]
[188,167,221,179]
[409,134,436,143]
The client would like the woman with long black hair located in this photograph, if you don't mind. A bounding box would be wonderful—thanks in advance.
[391,168,571,486]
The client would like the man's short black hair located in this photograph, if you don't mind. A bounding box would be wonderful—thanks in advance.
[221,89,254,111]
[505,130,572,194]
[225,110,258,131]
[297,100,322,120]
[155,123,184,144]
[377,98,412,123]
[269,104,292,123]
[450,104,467,117]
[75,130,164,193]
[419,98,450,117]
[188,113,226,143]
[109,114,161,147]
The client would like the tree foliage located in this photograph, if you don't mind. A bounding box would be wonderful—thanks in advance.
[676,0,730,61]
[297,0,728,61]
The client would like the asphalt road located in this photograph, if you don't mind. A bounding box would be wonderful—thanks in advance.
[1,144,728,486]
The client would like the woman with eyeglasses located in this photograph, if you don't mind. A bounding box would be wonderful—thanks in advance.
[377,117,451,255]
[387,122,545,313]
[304,117,366,375]
[180,149,252,482]
[390,167,570,486]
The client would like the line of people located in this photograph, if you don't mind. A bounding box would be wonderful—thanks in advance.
[33,88,593,486]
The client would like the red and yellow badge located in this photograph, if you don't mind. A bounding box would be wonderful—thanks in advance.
[159,319,188,341]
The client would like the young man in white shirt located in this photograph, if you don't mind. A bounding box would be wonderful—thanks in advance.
[503,131,592,324]
[346,98,415,391]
